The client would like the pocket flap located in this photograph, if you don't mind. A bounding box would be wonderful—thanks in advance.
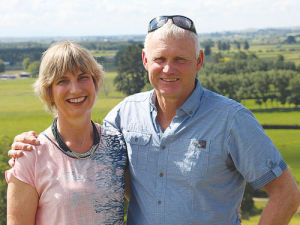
[125,131,151,146]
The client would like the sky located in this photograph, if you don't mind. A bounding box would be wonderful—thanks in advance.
[0,0,299,38]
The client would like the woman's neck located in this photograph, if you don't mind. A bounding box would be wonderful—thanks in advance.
[54,116,96,154]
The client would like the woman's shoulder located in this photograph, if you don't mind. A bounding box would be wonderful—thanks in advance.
[97,124,126,150]
[33,127,57,152]
[97,123,123,137]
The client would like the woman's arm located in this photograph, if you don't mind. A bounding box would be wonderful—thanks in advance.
[7,175,39,225]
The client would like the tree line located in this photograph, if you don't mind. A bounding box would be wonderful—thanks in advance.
[199,70,300,108]
[0,48,45,66]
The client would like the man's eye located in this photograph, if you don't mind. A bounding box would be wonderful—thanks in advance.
[154,58,165,63]
[176,57,186,62]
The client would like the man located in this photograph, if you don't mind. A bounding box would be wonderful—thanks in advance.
[9,15,300,224]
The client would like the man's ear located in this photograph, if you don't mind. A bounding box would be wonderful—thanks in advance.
[196,50,204,72]
[142,49,148,71]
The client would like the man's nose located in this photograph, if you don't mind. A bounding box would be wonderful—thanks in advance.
[162,62,175,74]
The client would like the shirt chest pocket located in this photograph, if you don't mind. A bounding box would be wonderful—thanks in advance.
[124,131,151,170]
[169,138,210,177]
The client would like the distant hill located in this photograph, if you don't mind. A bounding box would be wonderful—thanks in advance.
[0,26,299,43]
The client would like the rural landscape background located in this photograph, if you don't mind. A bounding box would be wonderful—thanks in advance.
[1,25,300,224]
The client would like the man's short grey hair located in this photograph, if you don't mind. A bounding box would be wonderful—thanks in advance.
[144,20,201,58]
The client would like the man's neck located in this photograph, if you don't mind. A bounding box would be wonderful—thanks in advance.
[155,95,184,131]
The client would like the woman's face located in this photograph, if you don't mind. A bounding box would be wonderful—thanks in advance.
[51,70,96,119]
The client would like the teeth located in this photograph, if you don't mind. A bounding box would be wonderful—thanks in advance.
[162,78,178,82]
[68,97,85,103]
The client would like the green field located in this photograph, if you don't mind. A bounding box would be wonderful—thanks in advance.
[0,77,125,138]
[210,43,300,66]
[1,63,300,222]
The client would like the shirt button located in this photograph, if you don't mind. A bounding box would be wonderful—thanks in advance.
[162,145,166,150]
[135,138,138,142]
[159,173,164,177]
[158,201,162,205]
[189,111,193,114]
[270,161,274,165]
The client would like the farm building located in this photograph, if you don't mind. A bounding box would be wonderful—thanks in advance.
[20,72,30,77]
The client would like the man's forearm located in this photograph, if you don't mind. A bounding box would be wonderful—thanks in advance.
[259,169,300,225]
[259,197,299,225]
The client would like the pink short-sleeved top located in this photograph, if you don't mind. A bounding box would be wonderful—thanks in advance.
[6,125,127,224]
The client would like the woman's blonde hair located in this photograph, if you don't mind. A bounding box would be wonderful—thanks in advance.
[33,41,104,115]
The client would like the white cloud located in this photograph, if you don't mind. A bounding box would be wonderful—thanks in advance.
[0,0,299,37]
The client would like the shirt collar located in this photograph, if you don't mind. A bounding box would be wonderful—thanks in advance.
[149,78,204,117]
[176,78,203,117]
[150,89,156,112]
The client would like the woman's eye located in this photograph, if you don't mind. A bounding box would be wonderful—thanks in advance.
[79,75,90,81]
[57,80,67,84]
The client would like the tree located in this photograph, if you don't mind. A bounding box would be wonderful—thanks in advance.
[288,75,300,108]
[234,40,241,50]
[272,71,292,106]
[212,52,223,63]
[22,58,31,70]
[285,36,296,44]
[202,40,214,56]
[204,45,211,56]
[226,41,230,51]
[253,72,270,108]
[0,59,5,72]
[114,49,126,66]
[94,56,106,64]
[275,54,284,62]
[114,44,148,95]
[233,51,248,60]
[217,41,230,51]
[248,52,258,60]
[27,61,40,77]
[243,40,249,50]
[241,183,254,220]
[217,41,223,51]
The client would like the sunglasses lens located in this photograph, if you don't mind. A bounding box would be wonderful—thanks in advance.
[149,17,168,32]
[173,16,192,30]
[148,15,196,34]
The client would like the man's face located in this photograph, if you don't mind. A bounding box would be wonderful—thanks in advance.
[143,33,203,105]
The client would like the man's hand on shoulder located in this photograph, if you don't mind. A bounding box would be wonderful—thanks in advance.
[8,131,40,167]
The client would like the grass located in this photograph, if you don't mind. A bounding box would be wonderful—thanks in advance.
[0,77,125,139]
[210,43,300,66]
[265,129,300,185]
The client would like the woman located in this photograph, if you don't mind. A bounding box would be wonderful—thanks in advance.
[6,41,128,224]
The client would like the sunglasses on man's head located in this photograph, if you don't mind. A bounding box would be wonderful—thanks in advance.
[148,15,197,34]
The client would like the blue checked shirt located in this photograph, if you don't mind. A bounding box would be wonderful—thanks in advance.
[103,78,287,225]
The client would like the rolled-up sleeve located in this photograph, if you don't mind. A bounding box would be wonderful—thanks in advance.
[227,108,287,190]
